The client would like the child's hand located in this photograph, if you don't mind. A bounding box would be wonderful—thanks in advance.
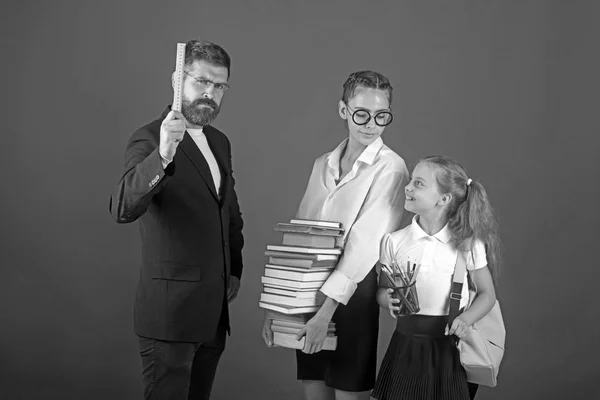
[445,317,469,339]
[386,288,401,319]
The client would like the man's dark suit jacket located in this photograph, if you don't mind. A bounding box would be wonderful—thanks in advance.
[109,106,244,343]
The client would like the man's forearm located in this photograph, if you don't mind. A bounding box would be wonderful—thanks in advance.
[110,148,172,223]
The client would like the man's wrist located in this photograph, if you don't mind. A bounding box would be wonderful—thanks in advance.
[159,148,173,163]
[159,147,173,169]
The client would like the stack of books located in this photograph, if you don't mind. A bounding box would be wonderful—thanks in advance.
[264,309,337,350]
[259,218,344,350]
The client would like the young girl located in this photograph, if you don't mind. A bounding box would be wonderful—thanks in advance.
[371,156,501,400]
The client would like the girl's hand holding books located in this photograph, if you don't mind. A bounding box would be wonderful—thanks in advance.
[297,314,330,354]
[385,288,401,319]
[262,316,275,347]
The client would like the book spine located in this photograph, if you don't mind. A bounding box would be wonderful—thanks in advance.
[260,293,324,307]
[282,232,337,248]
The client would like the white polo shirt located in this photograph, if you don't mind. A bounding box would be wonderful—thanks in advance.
[296,137,409,305]
[379,215,487,315]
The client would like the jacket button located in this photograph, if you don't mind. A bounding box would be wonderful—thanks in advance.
[221,272,225,279]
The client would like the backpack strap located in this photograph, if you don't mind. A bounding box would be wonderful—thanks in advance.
[448,250,468,329]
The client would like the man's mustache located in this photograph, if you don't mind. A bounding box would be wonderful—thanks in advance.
[191,98,218,109]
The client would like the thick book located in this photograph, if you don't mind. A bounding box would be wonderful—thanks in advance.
[261,276,324,290]
[289,219,341,229]
[268,257,337,269]
[265,264,334,273]
[282,232,337,248]
[267,244,342,255]
[263,282,322,292]
[260,293,324,307]
[275,223,344,236]
[265,250,338,261]
[264,309,315,323]
[264,268,331,282]
[259,301,321,314]
[263,286,320,299]
[271,325,335,335]
[271,319,335,330]
[272,332,337,351]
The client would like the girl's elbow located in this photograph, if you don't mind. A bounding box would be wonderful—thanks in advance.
[480,287,497,305]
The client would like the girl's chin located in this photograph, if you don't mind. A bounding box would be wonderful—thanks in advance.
[351,132,380,146]
[404,201,414,212]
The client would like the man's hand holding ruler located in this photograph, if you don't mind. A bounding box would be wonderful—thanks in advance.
[159,43,186,162]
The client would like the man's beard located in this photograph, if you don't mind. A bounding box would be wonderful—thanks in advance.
[181,98,220,126]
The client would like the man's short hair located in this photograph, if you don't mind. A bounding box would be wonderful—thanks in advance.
[185,39,231,78]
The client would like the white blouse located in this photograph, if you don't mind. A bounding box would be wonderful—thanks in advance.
[379,216,488,315]
[295,137,409,305]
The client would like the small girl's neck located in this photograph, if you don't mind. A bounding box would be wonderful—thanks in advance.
[416,213,448,236]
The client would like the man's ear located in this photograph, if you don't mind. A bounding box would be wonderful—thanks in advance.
[171,71,176,90]
[338,100,348,120]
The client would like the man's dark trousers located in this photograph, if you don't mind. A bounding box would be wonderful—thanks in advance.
[138,308,228,400]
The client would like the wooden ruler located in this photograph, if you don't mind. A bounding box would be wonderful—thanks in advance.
[171,43,186,112]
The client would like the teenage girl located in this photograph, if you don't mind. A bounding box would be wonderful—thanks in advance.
[263,70,410,400]
[371,155,502,400]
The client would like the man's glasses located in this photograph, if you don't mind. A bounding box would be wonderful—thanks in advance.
[346,104,393,127]
[184,71,230,94]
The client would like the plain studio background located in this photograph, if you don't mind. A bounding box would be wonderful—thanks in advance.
[1,1,599,399]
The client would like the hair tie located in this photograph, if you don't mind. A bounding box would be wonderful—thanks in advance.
[466,178,472,187]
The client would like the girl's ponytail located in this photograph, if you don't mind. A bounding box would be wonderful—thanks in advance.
[453,178,502,283]
[420,156,503,284]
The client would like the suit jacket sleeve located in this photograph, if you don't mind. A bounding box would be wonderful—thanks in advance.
[109,127,175,223]
[226,138,244,280]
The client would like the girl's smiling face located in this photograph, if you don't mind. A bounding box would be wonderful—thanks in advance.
[404,162,445,214]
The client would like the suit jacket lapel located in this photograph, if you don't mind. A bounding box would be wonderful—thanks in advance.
[179,132,219,202]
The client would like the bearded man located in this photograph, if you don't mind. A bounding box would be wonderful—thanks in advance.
[109,39,245,400]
